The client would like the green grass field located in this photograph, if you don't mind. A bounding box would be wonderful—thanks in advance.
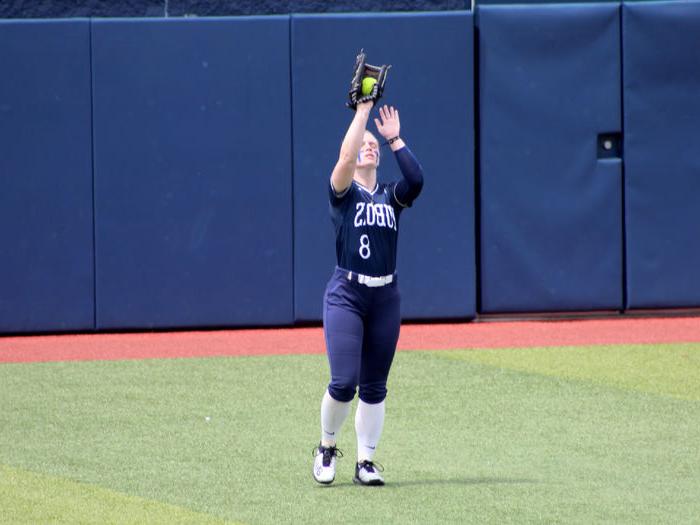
[1,343,699,524]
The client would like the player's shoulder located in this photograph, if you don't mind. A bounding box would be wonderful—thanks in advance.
[378,180,400,199]
[329,179,358,208]
[380,180,409,209]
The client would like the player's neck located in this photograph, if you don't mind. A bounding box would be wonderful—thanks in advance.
[353,167,377,192]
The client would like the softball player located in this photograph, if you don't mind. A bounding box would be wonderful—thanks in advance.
[312,101,424,486]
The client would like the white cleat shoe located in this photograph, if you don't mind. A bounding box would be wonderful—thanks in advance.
[312,444,342,485]
[353,460,385,486]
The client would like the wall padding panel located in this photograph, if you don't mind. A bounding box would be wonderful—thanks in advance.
[92,17,293,329]
[478,4,623,313]
[623,0,700,308]
[0,20,94,333]
[292,12,475,321]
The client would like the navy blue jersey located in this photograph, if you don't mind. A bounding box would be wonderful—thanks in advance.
[329,180,409,277]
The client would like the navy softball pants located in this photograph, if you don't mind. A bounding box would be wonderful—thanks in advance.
[323,267,401,404]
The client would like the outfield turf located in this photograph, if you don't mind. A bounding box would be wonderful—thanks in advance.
[1,343,699,524]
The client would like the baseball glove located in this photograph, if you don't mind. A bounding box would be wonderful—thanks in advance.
[346,49,391,110]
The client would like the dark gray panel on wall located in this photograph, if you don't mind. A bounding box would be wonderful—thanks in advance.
[0,20,94,333]
[92,17,293,329]
[1,1,469,18]
[623,0,700,308]
[292,11,475,321]
[170,1,469,16]
[478,4,623,313]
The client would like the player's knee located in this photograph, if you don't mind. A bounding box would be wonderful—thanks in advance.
[328,379,357,403]
[358,382,387,404]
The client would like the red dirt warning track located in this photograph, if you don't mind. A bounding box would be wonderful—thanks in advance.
[1,316,700,364]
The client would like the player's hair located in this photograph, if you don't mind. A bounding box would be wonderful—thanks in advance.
[364,130,379,144]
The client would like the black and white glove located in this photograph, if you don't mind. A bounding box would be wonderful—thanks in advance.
[346,49,391,111]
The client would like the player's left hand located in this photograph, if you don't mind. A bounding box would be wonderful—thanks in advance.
[374,105,400,140]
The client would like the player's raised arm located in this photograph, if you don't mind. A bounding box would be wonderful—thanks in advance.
[330,101,373,194]
[374,105,424,206]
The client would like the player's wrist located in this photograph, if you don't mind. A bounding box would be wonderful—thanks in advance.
[387,136,404,151]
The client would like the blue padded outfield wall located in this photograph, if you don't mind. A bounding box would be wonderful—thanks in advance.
[4,4,700,333]
[0,20,95,333]
[292,12,475,321]
[92,17,293,329]
[478,4,623,313]
[623,0,700,309]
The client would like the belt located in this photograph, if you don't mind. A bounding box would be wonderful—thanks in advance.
[346,270,394,288]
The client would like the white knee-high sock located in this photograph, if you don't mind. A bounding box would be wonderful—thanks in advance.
[355,399,385,462]
[320,390,352,447]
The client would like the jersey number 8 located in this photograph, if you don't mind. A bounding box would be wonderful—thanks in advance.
[359,234,371,260]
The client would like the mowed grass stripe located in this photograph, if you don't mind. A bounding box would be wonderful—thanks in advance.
[0,464,236,525]
[437,343,700,401]
[1,347,699,524]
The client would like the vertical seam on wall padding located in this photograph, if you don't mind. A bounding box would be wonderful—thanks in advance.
[619,2,628,311]
[473,12,482,315]
[288,15,296,324]
[89,18,98,331]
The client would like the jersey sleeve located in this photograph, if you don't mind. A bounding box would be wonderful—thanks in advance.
[328,179,354,207]
[389,179,417,209]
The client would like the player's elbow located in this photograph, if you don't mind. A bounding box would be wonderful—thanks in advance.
[408,176,424,200]
[414,175,424,194]
[414,163,424,184]
[407,165,424,193]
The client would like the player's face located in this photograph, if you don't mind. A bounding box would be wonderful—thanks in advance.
[357,131,380,169]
